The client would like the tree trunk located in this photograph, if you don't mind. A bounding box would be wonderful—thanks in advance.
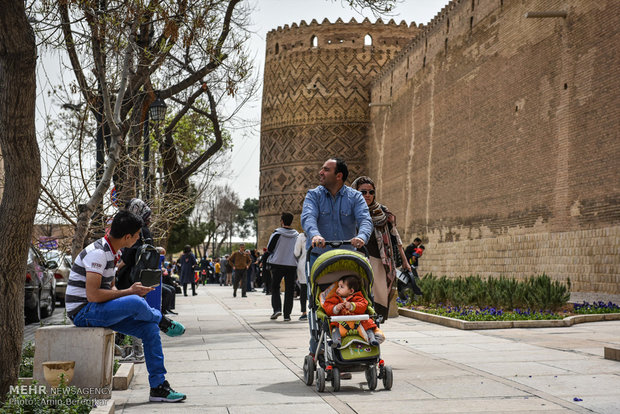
[0,0,39,400]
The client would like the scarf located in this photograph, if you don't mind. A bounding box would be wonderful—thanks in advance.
[368,200,396,286]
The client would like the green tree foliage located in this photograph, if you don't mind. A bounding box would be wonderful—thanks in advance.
[236,198,258,242]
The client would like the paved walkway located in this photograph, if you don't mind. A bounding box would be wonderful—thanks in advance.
[111,285,620,413]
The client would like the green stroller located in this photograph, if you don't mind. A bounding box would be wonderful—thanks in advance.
[302,242,393,392]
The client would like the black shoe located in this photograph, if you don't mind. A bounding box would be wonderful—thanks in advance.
[192,292,197,296]
[233,292,236,297]
[149,380,186,402]
[270,311,282,320]
[166,310,178,315]
[283,316,291,322]
[242,295,247,297]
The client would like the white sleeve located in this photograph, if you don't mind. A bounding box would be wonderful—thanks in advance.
[82,250,107,275]
[294,235,303,258]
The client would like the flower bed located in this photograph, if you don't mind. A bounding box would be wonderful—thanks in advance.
[397,274,620,323]
[399,302,620,322]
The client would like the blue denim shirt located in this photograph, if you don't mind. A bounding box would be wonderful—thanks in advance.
[301,185,373,255]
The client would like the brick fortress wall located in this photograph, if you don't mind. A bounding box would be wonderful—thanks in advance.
[258,18,421,247]
[368,0,620,293]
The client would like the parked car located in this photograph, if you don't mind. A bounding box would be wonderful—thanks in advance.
[25,245,56,324]
[44,250,72,305]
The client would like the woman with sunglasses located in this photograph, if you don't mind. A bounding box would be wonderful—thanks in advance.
[351,176,411,320]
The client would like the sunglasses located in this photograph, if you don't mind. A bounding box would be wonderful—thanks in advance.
[360,190,375,195]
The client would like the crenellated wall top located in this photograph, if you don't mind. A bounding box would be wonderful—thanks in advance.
[265,17,422,57]
[268,17,419,35]
[371,0,463,85]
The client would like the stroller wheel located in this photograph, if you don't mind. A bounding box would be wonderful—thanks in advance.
[331,367,340,392]
[365,364,377,391]
[316,366,326,393]
[382,365,393,390]
[303,355,315,386]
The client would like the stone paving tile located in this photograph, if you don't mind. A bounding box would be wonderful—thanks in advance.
[207,347,273,360]
[574,394,620,414]
[120,403,229,413]
[409,374,531,399]
[202,339,264,350]
[510,374,620,399]
[167,357,285,373]
[155,383,319,406]
[474,361,572,377]
[330,378,433,400]
[541,358,620,375]
[163,349,209,362]
[410,343,495,354]
[347,396,566,413]
[228,402,338,414]
[165,371,218,387]
[446,349,588,364]
[214,368,298,385]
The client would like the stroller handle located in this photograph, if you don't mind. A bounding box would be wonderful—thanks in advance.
[306,240,369,259]
[330,314,370,322]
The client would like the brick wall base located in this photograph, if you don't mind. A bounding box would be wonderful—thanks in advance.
[418,225,620,295]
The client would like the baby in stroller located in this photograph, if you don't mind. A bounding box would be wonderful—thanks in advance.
[322,275,383,347]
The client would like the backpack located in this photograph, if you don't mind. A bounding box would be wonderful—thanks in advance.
[129,244,162,287]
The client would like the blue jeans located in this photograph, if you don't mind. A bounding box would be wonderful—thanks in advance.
[72,295,166,388]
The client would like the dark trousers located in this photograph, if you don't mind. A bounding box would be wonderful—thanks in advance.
[233,269,247,297]
[270,264,297,318]
[162,283,176,311]
[299,283,307,313]
[182,282,195,296]
[263,268,272,294]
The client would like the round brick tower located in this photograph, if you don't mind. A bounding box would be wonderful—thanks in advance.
[258,17,421,246]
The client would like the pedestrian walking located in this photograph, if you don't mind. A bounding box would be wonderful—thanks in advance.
[267,212,299,321]
[229,244,251,297]
[179,245,197,296]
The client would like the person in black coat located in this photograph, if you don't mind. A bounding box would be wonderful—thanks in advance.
[179,245,198,296]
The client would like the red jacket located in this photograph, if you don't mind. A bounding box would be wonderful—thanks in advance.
[323,291,377,330]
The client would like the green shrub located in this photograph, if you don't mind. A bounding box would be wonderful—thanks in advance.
[410,273,571,312]
[19,342,35,378]
[22,342,35,359]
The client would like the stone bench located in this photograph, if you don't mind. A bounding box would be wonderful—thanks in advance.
[34,326,115,399]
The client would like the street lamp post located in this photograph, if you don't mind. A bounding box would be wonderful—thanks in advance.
[144,95,167,201]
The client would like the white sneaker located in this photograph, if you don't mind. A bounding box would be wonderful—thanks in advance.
[121,351,145,364]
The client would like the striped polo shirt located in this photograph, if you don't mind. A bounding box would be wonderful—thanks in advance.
[65,237,119,318]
